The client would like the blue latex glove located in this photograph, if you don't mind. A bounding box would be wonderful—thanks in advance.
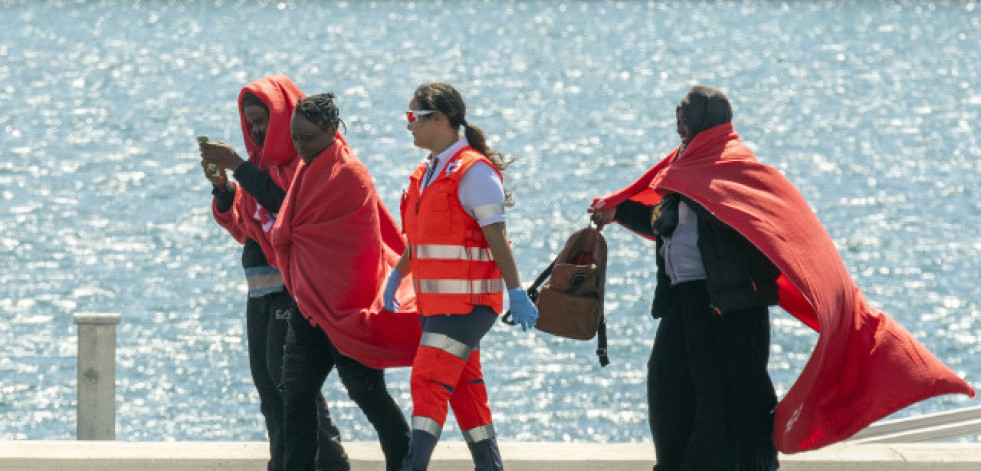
[383,269,403,311]
[508,287,539,332]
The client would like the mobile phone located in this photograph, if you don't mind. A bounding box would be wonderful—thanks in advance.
[197,136,222,178]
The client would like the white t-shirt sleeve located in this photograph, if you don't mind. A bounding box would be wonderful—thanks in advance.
[458,161,506,227]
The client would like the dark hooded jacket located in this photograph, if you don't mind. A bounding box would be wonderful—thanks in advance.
[616,86,780,317]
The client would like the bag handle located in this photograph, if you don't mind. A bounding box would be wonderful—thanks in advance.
[526,259,555,301]
[526,216,598,295]
[523,217,596,300]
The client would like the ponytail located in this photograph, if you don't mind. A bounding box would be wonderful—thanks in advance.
[466,123,514,207]
[463,122,513,172]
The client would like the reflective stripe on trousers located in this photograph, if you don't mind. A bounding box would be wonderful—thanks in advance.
[411,415,442,438]
[461,423,496,443]
[420,332,472,361]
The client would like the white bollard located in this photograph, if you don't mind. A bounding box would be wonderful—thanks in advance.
[74,312,121,440]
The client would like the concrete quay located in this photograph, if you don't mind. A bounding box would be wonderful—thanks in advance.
[1,440,980,471]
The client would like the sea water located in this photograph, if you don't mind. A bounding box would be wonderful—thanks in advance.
[0,0,978,442]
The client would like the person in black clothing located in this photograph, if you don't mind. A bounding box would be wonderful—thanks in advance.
[200,76,348,471]
[589,86,780,471]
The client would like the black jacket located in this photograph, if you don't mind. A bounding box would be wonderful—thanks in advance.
[211,161,288,269]
[615,196,780,318]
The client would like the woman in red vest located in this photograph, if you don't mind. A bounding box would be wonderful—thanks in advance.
[382,82,539,471]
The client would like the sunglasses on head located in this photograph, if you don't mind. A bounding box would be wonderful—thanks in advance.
[406,110,437,123]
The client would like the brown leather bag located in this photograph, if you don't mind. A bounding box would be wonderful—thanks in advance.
[508,225,610,366]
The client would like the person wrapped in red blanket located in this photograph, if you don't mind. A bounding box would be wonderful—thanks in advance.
[270,93,421,471]
[590,85,974,470]
[199,75,346,471]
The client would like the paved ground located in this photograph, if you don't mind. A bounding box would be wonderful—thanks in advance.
[1,441,980,470]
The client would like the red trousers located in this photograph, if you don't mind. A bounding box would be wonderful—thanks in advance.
[401,307,502,471]
[411,343,493,434]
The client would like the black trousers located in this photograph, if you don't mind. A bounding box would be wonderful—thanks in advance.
[247,292,348,471]
[283,301,410,471]
[647,281,779,471]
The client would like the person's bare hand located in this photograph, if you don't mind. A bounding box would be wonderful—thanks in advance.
[588,205,616,226]
[200,159,229,188]
[200,141,245,172]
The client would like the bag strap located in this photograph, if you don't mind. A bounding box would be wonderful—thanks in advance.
[526,259,555,301]
[596,315,610,367]
[592,220,610,367]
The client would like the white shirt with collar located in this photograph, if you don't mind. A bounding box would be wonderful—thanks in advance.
[419,137,506,227]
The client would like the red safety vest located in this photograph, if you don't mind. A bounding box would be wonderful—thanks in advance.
[401,147,505,315]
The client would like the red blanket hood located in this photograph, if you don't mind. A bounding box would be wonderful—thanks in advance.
[212,75,303,265]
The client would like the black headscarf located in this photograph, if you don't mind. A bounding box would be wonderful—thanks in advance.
[655,86,733,236]
[677,85,733,138]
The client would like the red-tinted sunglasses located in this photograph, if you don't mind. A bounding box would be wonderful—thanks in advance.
[406,110,437,123]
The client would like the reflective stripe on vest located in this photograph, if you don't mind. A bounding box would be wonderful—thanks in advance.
[403,147,505,314]
[411,243,495,262]
[414,278,505,296]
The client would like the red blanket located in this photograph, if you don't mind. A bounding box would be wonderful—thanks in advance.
[212,75,303,265]
[593,123,974,452]
[271,134,420,369]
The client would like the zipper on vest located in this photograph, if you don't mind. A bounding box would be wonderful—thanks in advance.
[413,184,421,213]
[415,177,439,214]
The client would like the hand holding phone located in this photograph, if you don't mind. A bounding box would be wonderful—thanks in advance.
[197,136,222,178]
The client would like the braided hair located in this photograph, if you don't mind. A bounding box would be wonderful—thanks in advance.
[412,83,514,205]
[294,93,347,134]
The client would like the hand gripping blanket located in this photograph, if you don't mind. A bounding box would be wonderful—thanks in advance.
[212,75,303,264]
[271,134,420,369]
[592,123,974,452]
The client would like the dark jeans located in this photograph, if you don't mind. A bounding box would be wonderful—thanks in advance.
[283,302,410,471]
[647,281,779,471]
[246,291,348,471]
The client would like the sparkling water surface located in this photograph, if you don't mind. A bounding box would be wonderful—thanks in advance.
[0,0,978,442]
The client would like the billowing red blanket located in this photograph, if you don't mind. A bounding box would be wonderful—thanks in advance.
[271,134,420,369]
[593,123,974,452]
